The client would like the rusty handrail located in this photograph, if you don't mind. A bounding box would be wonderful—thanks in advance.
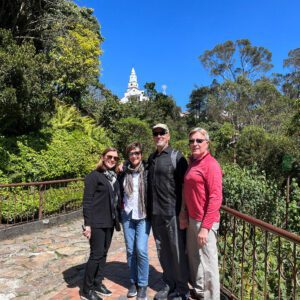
[0,178,84,227]
[0,178,83,188]
[221,205,300,244]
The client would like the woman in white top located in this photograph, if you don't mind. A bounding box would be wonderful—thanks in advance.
[118,142,150,300]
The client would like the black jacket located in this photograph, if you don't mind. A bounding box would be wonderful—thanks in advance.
[147,146,188,217]
[83,170,120,229]
[118,161,149,218]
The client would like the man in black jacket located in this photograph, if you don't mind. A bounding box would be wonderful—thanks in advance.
[148,124,189,300]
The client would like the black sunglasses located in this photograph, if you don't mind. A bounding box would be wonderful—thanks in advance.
[189,139,206,144]
[106,155,119,161]
[153,130,167,137]
[128,151,141,157]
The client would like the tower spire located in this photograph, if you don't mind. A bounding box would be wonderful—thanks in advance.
[128,68,138,89]
[121,68,149,103]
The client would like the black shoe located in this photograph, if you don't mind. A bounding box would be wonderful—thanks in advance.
[190,289,204,300]
[137,286,147,300]
[154,285,170,300]
[127,284,137,298]
[81,290,103,300]
[94,283,112,297]
[168,293,190,300]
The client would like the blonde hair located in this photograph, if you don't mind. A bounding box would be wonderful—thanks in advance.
[95,147,120,173]
[188,127,209,141]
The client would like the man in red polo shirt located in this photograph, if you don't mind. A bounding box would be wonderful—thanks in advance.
[180,127,222,300]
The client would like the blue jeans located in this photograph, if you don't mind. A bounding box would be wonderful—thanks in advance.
[121,210,151,287]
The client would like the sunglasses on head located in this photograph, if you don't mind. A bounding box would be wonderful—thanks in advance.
[189,139,206,144]
[153,130,167,137]
[128,151,141,157]
[106,155,119,161]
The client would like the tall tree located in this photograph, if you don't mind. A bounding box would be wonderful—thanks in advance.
[50,23,102,106]
[200,39,273,82]
[0,29,53,135]
[281,48,300,99]
[186,86,210,125]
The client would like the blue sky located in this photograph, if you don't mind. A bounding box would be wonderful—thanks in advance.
[75,0,300,110]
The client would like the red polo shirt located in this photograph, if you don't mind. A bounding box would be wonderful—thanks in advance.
[184,152,223,230]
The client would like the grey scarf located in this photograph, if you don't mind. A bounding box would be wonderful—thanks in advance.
[124,162,145,215]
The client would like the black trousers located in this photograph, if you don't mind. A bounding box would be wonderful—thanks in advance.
[151,215,189,295]
[83,227,114,293]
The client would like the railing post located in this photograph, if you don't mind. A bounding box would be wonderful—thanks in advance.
[285,175,290,229]
[38,185,43,220]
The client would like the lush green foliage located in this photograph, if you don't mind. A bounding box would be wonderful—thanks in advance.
[50,23,102,105]
[0,103,111,183]
[0,29,53,135]
[223,164,285,225]
[1,182,83,223]
[113,117,153,159]
[0,1,103,135]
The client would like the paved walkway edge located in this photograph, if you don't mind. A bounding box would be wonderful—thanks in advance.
[0,210,82,240]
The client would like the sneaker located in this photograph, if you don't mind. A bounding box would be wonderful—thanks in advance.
[154,285,170,300]
[137,286,147,300]
[81,290,103,300]
[95,283,112,297]
[127,284,137,298]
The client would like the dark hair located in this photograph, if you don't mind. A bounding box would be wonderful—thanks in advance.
[126,142,143,157]
[95,147,120,173]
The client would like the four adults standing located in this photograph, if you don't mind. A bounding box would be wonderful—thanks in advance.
[82,125,222,300]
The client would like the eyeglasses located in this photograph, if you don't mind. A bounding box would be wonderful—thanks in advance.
[153,130,167,137]
[189,139,206,144]
[128,151,141,157]
[106,155,119,161]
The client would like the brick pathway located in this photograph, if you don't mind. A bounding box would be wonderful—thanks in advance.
[49,229,163,300]
[0,218,164,300]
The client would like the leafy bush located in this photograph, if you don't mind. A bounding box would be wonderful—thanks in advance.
[0,103,112,183]
[0,29,53,135]
[222,163,286,226]
[113,117,153,159]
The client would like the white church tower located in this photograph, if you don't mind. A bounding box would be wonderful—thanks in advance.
[120,68,148,103]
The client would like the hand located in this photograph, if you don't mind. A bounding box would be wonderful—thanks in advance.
[197,227,209,247]
[179,210,189,230]
[83,225,91,239]
[117,163,124,173]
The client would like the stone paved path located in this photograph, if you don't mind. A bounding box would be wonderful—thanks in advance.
[0,218,163,300]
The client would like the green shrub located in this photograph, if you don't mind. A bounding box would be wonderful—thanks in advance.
[1,181,83,223]
[222,163,286,226]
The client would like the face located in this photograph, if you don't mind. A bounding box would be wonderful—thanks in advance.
[103,151,119,169]
[128,147,142,167]
[189,132,209,158]
[153,128,170,150]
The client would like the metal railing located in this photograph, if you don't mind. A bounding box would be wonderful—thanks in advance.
[0,178,84,228]
[220,205,300,300]
[1,180,299,298]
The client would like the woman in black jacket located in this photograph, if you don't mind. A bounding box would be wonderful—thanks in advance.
[81,147,120,300]
[118,142,150,300]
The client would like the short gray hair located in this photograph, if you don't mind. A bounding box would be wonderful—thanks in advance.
[188,127,209,141]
